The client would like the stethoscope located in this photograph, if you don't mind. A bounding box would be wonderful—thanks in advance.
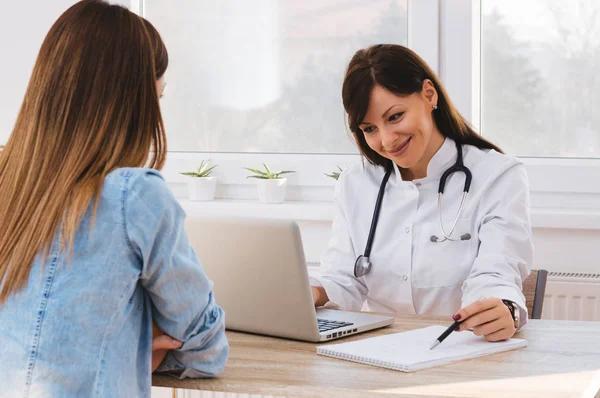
[354,142,473,278]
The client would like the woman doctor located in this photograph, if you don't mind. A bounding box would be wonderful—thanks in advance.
[311,44,533,341]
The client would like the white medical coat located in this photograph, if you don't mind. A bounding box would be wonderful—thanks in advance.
[314,138,533,328]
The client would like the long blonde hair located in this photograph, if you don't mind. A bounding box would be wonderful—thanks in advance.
[0,0,168,303]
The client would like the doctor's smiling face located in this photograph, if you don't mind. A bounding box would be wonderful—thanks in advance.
[358,81,445,180]
[343,44,501,181]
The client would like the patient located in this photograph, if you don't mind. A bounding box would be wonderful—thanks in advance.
[0,1,228,397]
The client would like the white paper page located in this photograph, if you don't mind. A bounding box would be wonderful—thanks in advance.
[317,325,527,371]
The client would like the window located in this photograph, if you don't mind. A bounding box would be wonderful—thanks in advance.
[439,0,600,224]
[144,0,409,153]
[480,0,600,158]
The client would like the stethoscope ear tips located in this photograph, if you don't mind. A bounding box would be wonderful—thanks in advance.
[430,236,439,242]
[460,233,472,241]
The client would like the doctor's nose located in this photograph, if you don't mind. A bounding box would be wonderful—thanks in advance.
[380,128,401,149]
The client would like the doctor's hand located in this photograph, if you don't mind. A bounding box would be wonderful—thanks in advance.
[311,286,329,307]
[453,298,516,342]
[152,321,182,372]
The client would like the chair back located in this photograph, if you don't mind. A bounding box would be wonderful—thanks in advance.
[522,269,548,319]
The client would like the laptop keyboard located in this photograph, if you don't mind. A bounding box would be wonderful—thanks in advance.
[317,318,354,332]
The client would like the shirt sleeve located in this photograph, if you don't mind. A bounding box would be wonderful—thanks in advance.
[124,169,229,378]
[312,173,368,310]
[461,162,533,330]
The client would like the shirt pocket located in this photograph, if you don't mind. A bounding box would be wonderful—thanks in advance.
[412,218,477,288]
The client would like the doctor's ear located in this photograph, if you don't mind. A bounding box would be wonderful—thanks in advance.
[421,79,438,109]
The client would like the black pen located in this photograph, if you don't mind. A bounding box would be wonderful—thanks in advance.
[429,320,462,350]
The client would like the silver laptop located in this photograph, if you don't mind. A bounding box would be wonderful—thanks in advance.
[185,216,393,342]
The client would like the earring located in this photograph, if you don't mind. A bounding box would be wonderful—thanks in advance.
[432,104,438,110]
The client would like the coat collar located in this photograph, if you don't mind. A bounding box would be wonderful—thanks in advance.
[391,137,458,184]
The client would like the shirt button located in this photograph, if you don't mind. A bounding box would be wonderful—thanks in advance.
[402,275,408,281]
[404,227,411,233]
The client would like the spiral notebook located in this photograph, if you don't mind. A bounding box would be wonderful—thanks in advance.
[316,325,527,372]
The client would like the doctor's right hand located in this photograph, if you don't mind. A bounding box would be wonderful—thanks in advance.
[311,286,329,307]
[453,298,516,342]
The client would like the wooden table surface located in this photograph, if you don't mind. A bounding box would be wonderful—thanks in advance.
[153,315,600,398]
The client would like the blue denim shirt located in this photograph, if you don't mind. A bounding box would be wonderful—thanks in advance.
[0,168,228,398]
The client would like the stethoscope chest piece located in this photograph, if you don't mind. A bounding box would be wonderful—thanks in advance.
[354,255,371,278]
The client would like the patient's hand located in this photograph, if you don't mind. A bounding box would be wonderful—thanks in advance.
[152,321,182,372]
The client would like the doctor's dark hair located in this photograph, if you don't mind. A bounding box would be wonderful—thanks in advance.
[342,44,503,167]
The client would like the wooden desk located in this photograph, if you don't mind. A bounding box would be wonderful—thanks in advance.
[153,315,600,398]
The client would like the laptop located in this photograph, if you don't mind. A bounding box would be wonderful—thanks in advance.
[185,216,394,342]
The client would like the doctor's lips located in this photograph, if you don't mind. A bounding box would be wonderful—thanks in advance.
[386,137,411,157]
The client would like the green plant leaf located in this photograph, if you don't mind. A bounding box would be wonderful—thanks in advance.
[325,166,343,180]
[198,164,217,177]
[262,163,273,178]
[244,167,268,177]
[325,172,340,180]
[267,170,294,179]
[181,159,218,178]
[245,166,295,179]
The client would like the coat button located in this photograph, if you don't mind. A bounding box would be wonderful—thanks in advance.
[404,227,411,233]
[402,275,408,281]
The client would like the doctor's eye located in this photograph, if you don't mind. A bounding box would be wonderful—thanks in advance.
[388,112,404,122]
[361,125,376,134]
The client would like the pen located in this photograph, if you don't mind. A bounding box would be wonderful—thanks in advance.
[429,320,462,350]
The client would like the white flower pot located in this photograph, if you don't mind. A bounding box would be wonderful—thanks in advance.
[187,176,217,201]
[256,178,287,204]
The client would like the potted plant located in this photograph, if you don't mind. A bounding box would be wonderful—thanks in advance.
[244,163,295,204]
[325,166,343,181]
[180,159,218,201]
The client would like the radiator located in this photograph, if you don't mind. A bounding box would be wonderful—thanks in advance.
[543,272,600,321]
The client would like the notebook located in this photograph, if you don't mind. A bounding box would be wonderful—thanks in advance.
[316,325,527,372]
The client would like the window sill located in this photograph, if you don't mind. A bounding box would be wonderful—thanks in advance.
[530,208,600,231]
[178,198,600,230]
[178,199,335,221]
